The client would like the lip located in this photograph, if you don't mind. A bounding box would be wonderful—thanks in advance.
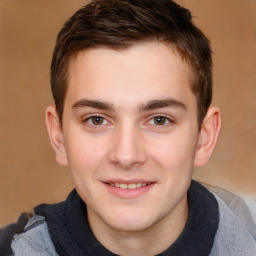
[102,179,156,199]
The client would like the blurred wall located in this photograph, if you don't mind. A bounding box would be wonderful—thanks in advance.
[0,0,255,226]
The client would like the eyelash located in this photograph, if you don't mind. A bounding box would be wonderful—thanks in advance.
[82,114,174,129]
[146,114,174,127]
[82,115,111,129]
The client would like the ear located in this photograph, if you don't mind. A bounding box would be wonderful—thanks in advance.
[45,106,68,166]
[194,107,221,167]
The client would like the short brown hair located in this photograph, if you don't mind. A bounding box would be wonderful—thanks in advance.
[51,0,212,127]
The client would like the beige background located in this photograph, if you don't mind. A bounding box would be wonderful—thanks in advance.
[0,0,255,227]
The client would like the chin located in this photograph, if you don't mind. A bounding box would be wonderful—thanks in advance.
[110,220,153,233]
[104,208,158,232]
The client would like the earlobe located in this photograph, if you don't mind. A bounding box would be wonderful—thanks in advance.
[194,107,221,167]
[45,106,68,166]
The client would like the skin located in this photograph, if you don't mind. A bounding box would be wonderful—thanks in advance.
[46,41,221,255]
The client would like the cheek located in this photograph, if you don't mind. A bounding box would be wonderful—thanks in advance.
[64,135,110,201]
[64,134,109,176]
[146,131,198,174]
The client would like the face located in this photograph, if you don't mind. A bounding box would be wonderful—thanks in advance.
[54,42,202,232]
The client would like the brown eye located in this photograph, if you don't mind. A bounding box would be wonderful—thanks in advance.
[91,116,104,125]
[153,116,167,125]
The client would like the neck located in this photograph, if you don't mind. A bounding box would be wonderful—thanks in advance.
[87,195,188,256]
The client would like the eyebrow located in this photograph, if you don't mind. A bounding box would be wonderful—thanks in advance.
[72,99,114,110]
[138,98,187,112]
[72,98,187,112]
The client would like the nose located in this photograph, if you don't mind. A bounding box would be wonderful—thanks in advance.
[108,123,147,170]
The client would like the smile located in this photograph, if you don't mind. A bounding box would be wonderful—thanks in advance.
[108,182,151,189]
[104,181,155,198]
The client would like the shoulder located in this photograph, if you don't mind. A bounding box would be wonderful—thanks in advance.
[205,184,256,235]
[0,212,28,256]
[203,183,256,256]
[0,210,58,256]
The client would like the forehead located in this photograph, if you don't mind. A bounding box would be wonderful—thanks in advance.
[65,42,196,109]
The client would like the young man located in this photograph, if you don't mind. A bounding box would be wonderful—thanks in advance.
[1,0,256,255]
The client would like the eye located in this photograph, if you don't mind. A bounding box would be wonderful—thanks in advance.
[153,116,168,125]
[84,116,109,126]
[90,116,105,125]
[147,116,172,126]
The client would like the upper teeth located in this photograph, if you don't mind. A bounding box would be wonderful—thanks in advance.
[110,183,149,189]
